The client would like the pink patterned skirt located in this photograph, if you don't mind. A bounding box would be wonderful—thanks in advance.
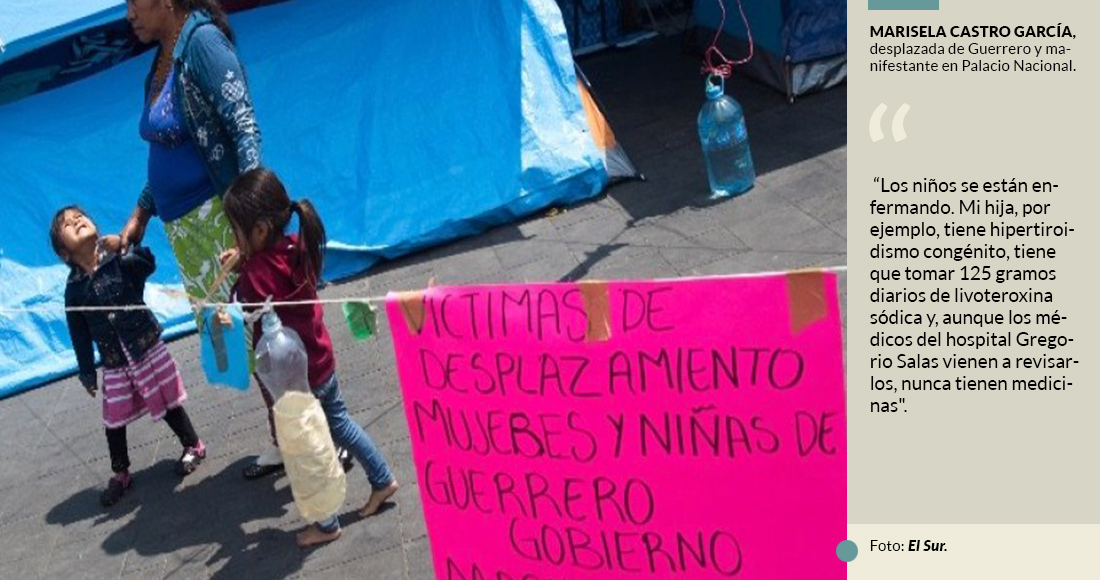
[101,340,187,429]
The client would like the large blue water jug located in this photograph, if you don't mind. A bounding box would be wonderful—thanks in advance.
[698,75,755,198]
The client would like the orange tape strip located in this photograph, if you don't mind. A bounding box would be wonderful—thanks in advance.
[398,291,427,335]
[786,271,828,335]
[579,281,612,342]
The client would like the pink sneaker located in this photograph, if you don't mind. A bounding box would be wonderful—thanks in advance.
[177,440,206,476]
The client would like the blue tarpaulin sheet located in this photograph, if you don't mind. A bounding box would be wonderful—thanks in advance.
[784,0,847,64]
[0,0,125,63]
[692,0,846,98]
[0,0,608,397]
[692,0,845,64]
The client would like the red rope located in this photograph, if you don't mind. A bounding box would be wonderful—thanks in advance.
[703,0,754,78]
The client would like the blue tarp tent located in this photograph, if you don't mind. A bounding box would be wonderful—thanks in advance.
[0,0,279,105]
[0,0,124,62]
[692,0,846,101]
[0,0,636,397]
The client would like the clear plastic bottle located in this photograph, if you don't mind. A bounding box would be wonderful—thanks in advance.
[255,310,346,524]
[698,75,755,198]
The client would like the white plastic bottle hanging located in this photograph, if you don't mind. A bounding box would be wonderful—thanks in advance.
[255,309,347,524]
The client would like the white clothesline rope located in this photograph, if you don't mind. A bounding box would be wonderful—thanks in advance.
[0,265,848,315]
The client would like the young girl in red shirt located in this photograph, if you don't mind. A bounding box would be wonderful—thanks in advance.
[222,168,398,547]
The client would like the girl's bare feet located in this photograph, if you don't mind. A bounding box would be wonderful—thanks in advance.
[296,524,342,548]
[359,480,399,517]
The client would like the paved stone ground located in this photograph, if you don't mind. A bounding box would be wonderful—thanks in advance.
[0,35,846,579]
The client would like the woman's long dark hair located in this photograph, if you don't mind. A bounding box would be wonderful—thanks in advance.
[179,0,235,43]
[224,168,326,283]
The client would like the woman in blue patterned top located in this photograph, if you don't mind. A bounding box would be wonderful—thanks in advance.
[115,0,284,480]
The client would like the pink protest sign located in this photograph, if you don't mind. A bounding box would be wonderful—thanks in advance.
[387,272,846,579]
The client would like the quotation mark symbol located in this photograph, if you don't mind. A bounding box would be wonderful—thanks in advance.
[869,103,910,143]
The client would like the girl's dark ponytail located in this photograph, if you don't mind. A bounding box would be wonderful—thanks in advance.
[291,199,326,284]
[224,167,327,284]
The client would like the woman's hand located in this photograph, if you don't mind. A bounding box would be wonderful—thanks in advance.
[219,248,241,270]
[99,235,122,254]
[119,207,152,254]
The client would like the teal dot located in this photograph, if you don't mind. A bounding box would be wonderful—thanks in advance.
[836,540,858,562]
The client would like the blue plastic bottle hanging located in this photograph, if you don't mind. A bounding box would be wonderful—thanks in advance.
[697,74,755,198]
[199,304,251,391]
